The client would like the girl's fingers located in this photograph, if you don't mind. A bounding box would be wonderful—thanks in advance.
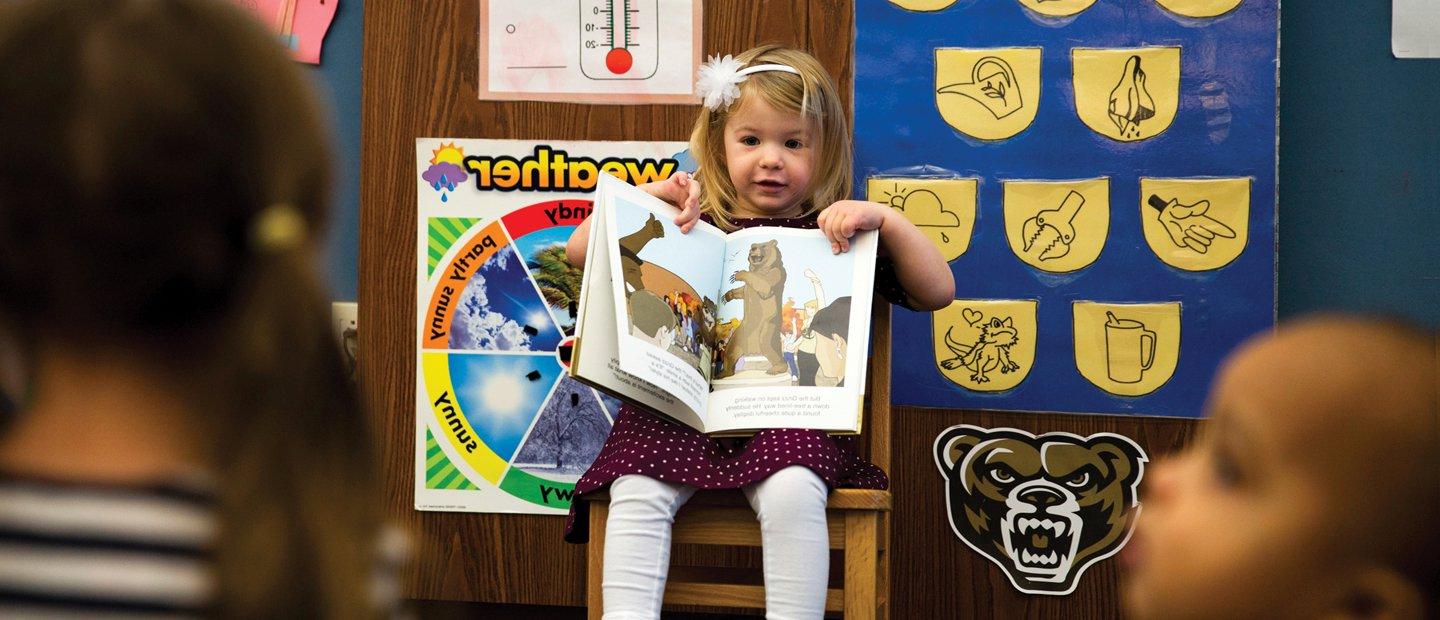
[671,175,701,232]
[824,217,840,253]
[826,210,845,254]
[687,182,701,210]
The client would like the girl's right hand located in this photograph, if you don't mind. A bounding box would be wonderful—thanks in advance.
[638,171,702,233]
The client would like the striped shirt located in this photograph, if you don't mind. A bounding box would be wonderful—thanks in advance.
[0,473,404,618]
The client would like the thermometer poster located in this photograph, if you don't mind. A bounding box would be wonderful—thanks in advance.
[478,0,701,104]
[856,0,1278,418]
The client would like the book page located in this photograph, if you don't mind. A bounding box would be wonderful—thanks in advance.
[704,227,878,434]
[571,203,704,429]
[599,177,727,417]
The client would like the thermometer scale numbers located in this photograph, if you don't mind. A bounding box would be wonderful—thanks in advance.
[580,0,658,80]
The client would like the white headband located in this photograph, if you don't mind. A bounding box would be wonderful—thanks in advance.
[695,54,801,111]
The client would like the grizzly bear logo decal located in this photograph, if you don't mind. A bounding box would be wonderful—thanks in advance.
[933,425,1147,595]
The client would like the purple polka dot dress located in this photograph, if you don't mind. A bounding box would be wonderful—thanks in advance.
[564,212,914,543]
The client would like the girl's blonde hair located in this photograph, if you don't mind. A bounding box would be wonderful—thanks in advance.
[690,45,851,230]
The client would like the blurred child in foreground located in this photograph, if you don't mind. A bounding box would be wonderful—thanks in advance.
[1125,315,1439,619]
[0,0,398,616]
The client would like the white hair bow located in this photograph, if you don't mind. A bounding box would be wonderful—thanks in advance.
[695,54,800,111]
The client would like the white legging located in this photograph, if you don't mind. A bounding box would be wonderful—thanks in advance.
[601,466,830,620]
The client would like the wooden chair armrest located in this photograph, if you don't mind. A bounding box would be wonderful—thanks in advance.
[827,489,891,511]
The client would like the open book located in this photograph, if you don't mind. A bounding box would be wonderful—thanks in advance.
[571,175,878,435]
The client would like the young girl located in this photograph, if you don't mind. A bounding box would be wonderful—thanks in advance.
[0,1,395,616]
[565,44,953,618]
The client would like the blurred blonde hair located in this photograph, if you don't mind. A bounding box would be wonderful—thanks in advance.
[0,1,381,616]
[690,45,851,230]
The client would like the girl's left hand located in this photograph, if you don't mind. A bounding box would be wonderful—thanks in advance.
[818,200,889,253]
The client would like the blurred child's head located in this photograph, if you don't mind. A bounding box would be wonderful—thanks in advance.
[0,0,332,342]
[690,45,850,228]
[1125,315,1439,619]
[0,0,378,614]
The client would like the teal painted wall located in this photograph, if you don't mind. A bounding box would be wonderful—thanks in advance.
[313,0,362,301]
[1279,1,1439,325]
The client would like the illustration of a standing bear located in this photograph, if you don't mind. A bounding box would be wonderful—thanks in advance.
[722,240,787,377]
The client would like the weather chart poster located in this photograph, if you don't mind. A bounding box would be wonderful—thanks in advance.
[415,139,690,513]
[857,0,1277,418]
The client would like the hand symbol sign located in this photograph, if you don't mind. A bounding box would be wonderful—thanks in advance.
[1148,194,1236,254]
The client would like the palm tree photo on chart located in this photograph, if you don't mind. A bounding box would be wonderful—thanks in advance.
[530,244,583,334]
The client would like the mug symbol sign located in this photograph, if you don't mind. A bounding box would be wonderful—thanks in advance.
[1104,312,1155,384]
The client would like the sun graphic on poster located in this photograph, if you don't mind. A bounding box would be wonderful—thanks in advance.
[423,143,469,202]
[480,372,524,418]
[430,142,465,166]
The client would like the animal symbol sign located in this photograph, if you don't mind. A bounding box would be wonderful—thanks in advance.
[933,300,1037,392]
[1139,177,1251,271]
[935,48,1041,141]
[1004,179,1110,273]
[1073,48,1180,142]
[868,177,978,262]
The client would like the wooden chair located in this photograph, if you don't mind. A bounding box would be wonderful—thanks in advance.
[585,307,892,619]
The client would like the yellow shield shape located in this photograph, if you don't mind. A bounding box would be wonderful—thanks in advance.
[1073,302,1181,397]
[933,300,1037,392]
[868,177,978,262]
[1016,0,1097,17]
[1139,177,1250,271]
[1072,47,1180,142]
[1003,178,1109,272]
[888,0,959,10]
[1154,0,1243,18]
[936,48,1042,141]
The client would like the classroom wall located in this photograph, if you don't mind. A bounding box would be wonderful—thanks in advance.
[330,1,1439,307]
[1277,0,1439,326]
[354,1,1437,617]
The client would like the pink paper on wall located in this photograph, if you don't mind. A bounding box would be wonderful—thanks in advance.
[233,0,337,65]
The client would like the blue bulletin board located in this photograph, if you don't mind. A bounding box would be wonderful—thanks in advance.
[855,0,1278,418]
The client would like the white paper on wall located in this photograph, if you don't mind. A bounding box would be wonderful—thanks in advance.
[1394,0,1440,59]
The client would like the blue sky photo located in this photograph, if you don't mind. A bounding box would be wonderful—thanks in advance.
[450,243,564,352]
[449,352,564,462]
[613,196,726,302]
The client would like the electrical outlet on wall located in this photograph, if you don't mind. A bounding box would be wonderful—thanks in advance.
[332,301,357,381]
